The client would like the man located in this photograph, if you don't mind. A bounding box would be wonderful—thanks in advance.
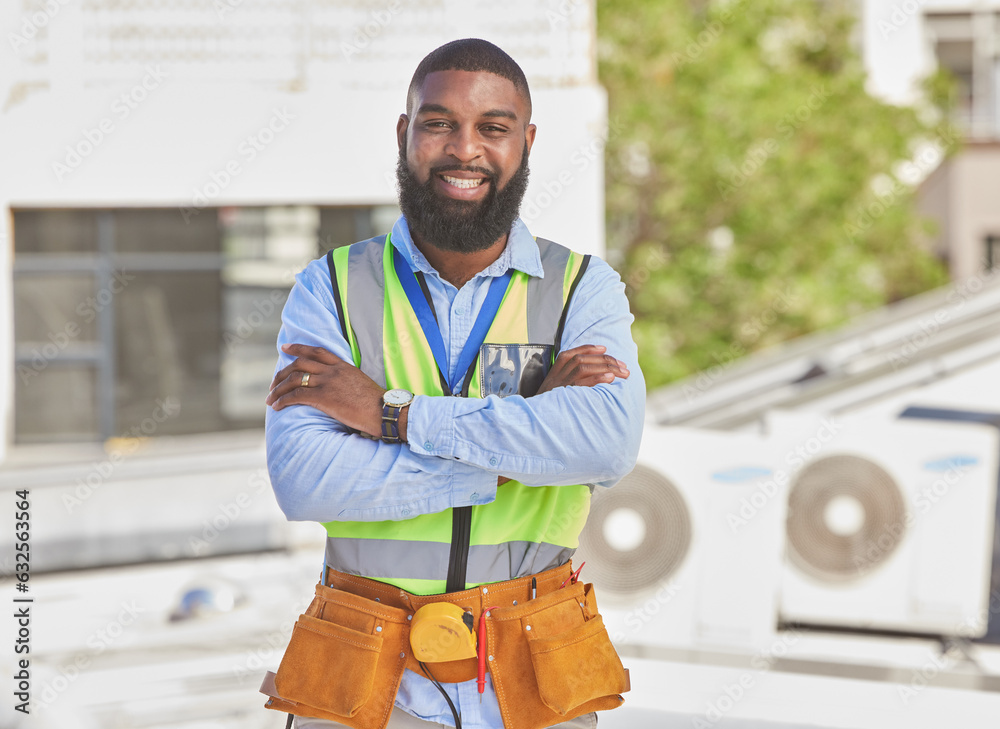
[264,39,644,729]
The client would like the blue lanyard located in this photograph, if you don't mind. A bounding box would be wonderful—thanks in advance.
[392,245,511,395]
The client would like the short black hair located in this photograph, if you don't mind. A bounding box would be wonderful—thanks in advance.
[407,38,532,119]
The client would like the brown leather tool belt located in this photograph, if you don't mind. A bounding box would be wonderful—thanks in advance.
[260,562,630,729]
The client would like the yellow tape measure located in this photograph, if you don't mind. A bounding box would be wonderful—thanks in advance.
[409,603,477,662]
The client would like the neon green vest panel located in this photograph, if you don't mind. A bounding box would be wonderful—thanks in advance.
[322,234,592,595]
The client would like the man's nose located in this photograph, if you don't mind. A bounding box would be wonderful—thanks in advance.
[444,126,482,162]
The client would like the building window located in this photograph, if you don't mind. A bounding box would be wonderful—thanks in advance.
[926,11,1000,139]
[11,205,398,444]
[986,234,1000,270]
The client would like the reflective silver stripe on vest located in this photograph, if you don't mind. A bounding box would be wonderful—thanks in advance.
[326,537,574,584]
[528,238,571,347]
[346,236,387,388]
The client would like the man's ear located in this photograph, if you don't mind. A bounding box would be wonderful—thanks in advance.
[396,114,409,152]
[524,123,537,156]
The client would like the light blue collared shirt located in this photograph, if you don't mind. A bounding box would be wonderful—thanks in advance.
[265,216,645,727]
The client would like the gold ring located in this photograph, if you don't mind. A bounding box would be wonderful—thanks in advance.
[301,372,311,387]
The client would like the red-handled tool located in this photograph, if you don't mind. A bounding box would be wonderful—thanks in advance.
[560,561,585,589]
[477,605,498,702]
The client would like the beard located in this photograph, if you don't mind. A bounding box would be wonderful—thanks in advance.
[395,139,530,254]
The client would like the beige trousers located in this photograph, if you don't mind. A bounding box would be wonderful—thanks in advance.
[293,709,597,729]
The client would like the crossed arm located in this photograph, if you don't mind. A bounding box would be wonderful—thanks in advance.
[264,255,645,523]
[266,342,629,442]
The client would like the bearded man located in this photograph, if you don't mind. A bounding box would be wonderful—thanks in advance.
[263,38,645,729]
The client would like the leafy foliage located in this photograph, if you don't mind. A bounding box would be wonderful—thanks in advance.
[597,0,955,387]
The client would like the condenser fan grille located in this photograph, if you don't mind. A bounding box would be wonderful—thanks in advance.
[786,454,907,582]
[577,464,692,595]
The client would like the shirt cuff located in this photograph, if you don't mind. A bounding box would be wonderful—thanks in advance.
[407,394,495,465]
[407,394,462,457]
[407,395,498,506]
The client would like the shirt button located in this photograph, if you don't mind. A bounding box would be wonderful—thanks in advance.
[471,492,479,501]
[424,441,433,450]
[455,308,465,316]
[489,457,498,467]
[401,508,411,516]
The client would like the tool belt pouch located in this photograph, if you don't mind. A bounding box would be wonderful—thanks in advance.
[488,581,630,729]
[263,582,409,729]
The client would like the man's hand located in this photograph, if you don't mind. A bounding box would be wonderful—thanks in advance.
[266,344,391,438]
[536,344,630,395]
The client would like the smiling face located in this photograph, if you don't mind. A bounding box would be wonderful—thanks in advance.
[395,69,536,254]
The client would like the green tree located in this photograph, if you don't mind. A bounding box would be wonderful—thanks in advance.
[597,0,954,388]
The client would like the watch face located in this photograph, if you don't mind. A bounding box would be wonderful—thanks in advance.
[384,388,413,407]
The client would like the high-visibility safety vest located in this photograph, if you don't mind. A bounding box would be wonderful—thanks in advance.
[322,233,593,596]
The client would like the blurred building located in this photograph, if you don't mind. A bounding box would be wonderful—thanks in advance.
[0,1,607,571]
[861,0,1000,280]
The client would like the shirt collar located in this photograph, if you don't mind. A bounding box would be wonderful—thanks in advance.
[389,216,545,281]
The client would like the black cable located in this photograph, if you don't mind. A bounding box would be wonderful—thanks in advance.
[418,661,462,729]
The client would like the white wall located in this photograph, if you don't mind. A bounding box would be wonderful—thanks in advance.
[0,82,605,229]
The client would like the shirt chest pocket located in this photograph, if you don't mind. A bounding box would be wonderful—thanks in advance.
[479,344,553,399]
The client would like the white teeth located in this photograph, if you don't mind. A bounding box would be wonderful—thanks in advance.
[442,175,484,189]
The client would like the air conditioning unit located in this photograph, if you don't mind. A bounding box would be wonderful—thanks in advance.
[766,410,999,636]
[575,425,787,652]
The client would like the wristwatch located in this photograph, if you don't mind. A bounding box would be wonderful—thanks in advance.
[381,389,414,443]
